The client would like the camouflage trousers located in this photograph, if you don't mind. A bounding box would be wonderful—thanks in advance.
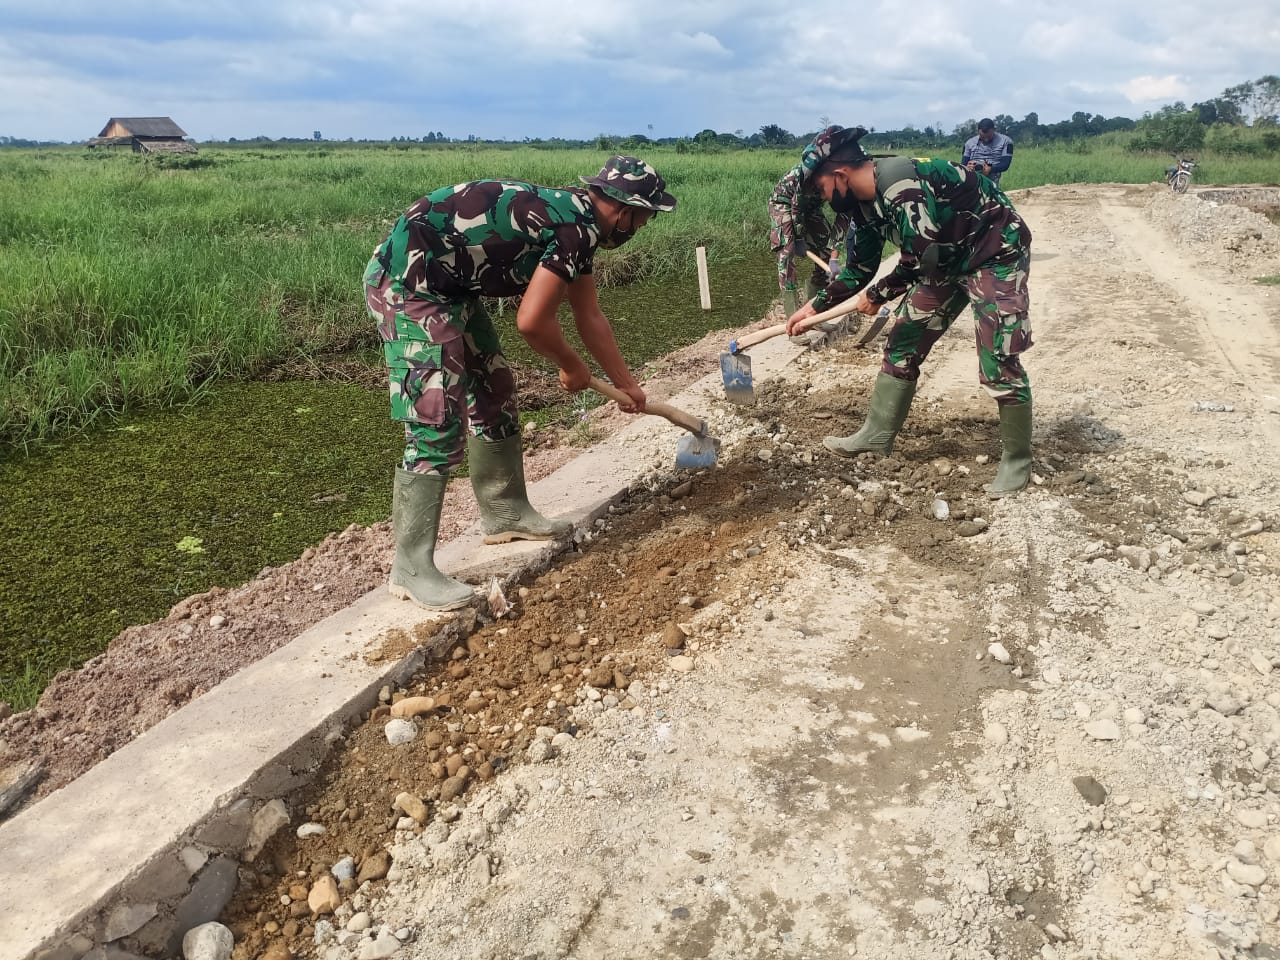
[365,269,519,474]
[881,251,1033,405]
[776,249,831,301]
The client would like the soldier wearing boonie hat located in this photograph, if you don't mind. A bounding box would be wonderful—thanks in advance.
[786,124,1036,499]
[363,156,676,610]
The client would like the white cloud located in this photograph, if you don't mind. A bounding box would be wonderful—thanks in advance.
[1,0,1278,141]
[1123,74,1191,104]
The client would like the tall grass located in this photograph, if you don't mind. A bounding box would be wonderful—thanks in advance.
[999,134,1280,189]
[0,147,793,448]
[2,142,1277,448]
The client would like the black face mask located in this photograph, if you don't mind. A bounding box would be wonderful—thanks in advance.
[598,222,638,249]
[830,185,859,214]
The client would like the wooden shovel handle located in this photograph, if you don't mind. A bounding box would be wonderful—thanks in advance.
[588,377,705,436]
[805,249,836,276]
[731,297,864,353]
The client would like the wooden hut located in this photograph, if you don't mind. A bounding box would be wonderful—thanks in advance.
[87,117,197,154]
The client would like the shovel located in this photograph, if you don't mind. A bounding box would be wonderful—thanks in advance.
[720,298,865,405]
[805,248,837,276]
[588,377,720,470]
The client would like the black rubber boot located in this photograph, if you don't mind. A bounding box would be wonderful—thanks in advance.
[468,434,573,544]
[985,401,1033,499]
[822,373,917,458]
[388,468,474,611]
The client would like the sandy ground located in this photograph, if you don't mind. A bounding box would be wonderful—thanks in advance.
[202,182,1280,960]
[12,182,1280,960]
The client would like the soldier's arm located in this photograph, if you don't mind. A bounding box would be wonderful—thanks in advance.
[516,266,592,392]
[812,219,884,311]
[564,274,646,413]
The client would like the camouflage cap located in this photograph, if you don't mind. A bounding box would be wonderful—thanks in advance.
[798,125,870,182]
[579,156,677,212]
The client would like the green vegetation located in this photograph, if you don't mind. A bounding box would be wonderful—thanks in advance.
[3,135,1279,708]
[0,380,402,709]
[4,142,1279,451]
[0,229,780,710]
[0,146,791,448]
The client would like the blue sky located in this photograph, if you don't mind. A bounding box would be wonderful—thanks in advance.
[1,0,1277,142]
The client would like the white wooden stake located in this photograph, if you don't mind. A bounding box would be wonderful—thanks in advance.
[695,245,711,311]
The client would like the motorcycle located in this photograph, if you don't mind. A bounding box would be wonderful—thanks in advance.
[1165,158,1197,194]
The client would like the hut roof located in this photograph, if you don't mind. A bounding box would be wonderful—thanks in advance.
[95,117,189,138]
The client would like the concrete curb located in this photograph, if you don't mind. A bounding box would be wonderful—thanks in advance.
[0,334,804,960]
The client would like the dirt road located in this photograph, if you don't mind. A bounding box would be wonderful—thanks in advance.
[43,183,1280,959]
[214,184,1280,960]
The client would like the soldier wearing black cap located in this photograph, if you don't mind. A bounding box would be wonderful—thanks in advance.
[786,125,1035,499]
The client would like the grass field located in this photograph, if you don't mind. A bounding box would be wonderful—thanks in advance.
[4,142,1279,450]
[0,147,789,449]
[3,139,1279,708]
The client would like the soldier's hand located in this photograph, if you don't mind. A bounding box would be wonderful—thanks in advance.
[982,162,992,175]
[786,301,817,336]
[558,358,592,393]
[849,290,880,316]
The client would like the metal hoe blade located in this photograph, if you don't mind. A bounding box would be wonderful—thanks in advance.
[674,420,721,470]
[719,348,755,405]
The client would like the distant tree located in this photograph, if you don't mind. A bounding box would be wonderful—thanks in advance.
[758,123,792,146]
[1253,75,1280,124]
[1134,104,1205,152]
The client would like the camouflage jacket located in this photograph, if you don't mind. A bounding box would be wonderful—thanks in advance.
[814,157,1031,310]
[768,164,851,290]
[366,180,599,301]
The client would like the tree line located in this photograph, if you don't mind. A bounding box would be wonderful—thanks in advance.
[3,75,1276,153]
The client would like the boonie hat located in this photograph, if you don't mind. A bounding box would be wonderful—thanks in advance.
[799,125,869,181]
[580,156,677,212]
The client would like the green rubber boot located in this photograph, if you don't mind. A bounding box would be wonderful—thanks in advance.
[782,286,798,319]
[389,468,474,611]
[468,434,573,544]
[804,276,821,304]
[822,373,917,458]
[985,401,1033,499]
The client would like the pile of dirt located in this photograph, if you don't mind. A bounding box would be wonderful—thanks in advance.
[1146,186,1280,278]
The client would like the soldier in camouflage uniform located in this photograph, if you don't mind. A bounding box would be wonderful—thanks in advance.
[785,125,1034,498]
[768,165,851,318]
[364,156,676,609]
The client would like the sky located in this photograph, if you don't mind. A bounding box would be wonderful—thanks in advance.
[1,0,1278,142]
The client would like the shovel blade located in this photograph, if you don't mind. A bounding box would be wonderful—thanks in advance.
[719,351,755,405]
[674,431,720,471]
